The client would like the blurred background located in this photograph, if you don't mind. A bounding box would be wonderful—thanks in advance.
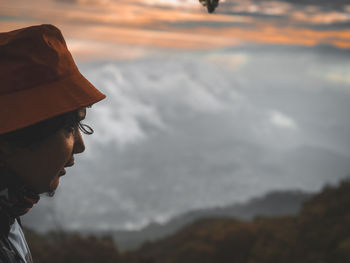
[1,0,350,243]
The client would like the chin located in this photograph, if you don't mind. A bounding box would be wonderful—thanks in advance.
[47,178,60,193]
[45,190,56,197]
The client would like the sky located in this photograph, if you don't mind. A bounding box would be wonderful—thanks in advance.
[1,0,350,232]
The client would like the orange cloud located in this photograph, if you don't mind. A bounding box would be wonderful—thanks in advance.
[291,10,350,25]
[1,0,350,62]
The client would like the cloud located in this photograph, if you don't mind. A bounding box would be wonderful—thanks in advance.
[291,10,350,25]
[81,63,166,147]
[2,0,349,232]
[21,45,350,232]
[55,0,110,4]
[220,0,293,16]
[204,53,249,70]
[326,72,350,84]
[309,58,350,88]
[269,110,298,130]
[54,0,77,3]
[275,0,349,10]
[67,39,151,61]
[1,0,350,57]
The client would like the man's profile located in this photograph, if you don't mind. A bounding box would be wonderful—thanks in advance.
[0,24,105,262]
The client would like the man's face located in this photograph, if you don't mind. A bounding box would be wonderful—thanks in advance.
[2,108,86,194]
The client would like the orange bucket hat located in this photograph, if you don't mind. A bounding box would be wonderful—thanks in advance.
[0,24,106,135]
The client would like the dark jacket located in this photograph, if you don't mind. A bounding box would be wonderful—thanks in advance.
[0,213,26,263]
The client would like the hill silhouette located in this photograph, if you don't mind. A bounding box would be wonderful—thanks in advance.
[25,179,350,262]
[110,190,311,250]
[123,179,350,263]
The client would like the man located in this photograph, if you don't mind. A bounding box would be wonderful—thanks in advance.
[0,24,106,262]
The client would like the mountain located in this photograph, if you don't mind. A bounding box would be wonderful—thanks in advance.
[122,179,350,263]
[25,179,350,262]
[109,190,312,250]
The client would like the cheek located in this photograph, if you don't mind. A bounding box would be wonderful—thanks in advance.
[19,154,63,190]
[11,132,74,192]
[47,131,74,164]
[44,140,73,176]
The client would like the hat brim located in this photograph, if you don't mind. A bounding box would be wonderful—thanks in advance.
[0,72,106,135]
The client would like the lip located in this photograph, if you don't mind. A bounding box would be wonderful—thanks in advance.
[64,163,74,168]
[64,158,75,168]
[59,169,66,176]
[60,158,75,176]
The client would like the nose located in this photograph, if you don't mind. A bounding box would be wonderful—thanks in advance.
[73,129,85,154]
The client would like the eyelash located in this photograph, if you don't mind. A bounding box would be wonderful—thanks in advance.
[65,122,94,135]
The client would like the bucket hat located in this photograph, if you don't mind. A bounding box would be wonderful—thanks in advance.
[0,24,106,135]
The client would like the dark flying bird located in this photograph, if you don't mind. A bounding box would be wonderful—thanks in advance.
[199,0,220,13]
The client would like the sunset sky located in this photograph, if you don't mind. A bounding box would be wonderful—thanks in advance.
[1,0,350,60]
[2,0,350,232]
